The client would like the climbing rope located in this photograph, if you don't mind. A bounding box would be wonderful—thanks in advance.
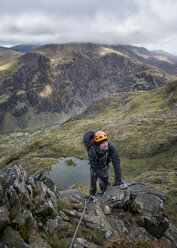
[69,199,87,248]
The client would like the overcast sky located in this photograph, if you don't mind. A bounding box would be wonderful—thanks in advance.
[0,0,177,55]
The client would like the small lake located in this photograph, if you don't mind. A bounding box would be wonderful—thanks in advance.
[49,157,90,189]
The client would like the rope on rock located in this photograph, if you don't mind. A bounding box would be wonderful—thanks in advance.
[69,199,87,248]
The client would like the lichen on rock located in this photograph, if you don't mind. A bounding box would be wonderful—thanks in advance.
[0,164,176,248]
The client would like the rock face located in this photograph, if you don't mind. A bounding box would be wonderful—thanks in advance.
[0,165,177,248]
[0,43,177,131]
[102,182,168,238]
[0,165,57,247]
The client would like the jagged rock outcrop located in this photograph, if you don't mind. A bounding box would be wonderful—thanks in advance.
[103,182,169,238]
[0,164,177,248]
[0,165,57,247]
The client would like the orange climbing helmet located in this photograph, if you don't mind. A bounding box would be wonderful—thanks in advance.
[94,131,108,143]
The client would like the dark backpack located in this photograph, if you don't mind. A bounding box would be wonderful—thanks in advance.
[83,130,96,151]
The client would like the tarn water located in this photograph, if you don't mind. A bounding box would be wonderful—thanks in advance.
[49,157,90,189]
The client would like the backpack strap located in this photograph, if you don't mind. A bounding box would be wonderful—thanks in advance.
[89,146,108,170]
[89,145,98,160]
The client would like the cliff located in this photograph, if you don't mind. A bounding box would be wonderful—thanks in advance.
[0,165,177,247]
[0,43,177,132]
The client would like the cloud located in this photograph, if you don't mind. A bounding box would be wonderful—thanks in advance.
[0,0,177,55]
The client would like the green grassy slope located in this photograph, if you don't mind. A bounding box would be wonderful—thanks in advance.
[0,47,23,84]
[0,80,177,225]
[0,47,23,66]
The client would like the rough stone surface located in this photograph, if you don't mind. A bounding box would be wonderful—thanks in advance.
[12,209,37,229]
[27,176,35,188]
[44,216,62,234]
[104,205,111,215]
[164,224,177,248]
[31,169,44,183]
[159,236,173,248]
[102,182,169,238]
[74,238,102,248]
[0,242,8,248]
[0,206,10,231]
[0,226,30,248]
[0,165,177,248]
[0,165,58,247]
[126,226,157,241]
[58,189,88,204]
[83,201,114,238]
[33,182,57,218]
[40,172,57,193]
[27,229,52,248]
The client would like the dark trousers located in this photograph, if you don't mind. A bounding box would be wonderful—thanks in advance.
[89,166,109,196]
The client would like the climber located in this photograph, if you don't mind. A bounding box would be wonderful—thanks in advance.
[83,130,123,196]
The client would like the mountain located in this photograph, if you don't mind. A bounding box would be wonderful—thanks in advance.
[119,45,177,76]
[0,43,177,132]
[153,49,177,62]
[10,44,42,53]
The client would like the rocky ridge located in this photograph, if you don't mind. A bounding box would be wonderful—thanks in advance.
[0,164,177,247]
[0,43,177,132]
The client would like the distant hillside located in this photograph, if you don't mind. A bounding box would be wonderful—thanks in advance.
[0,46,23,66]
[119,45,177,76]
[153,49,177,62]
[0,47,23,87]
[35,43,177,76]
[0,43,177,132]
[10,44,42,53]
